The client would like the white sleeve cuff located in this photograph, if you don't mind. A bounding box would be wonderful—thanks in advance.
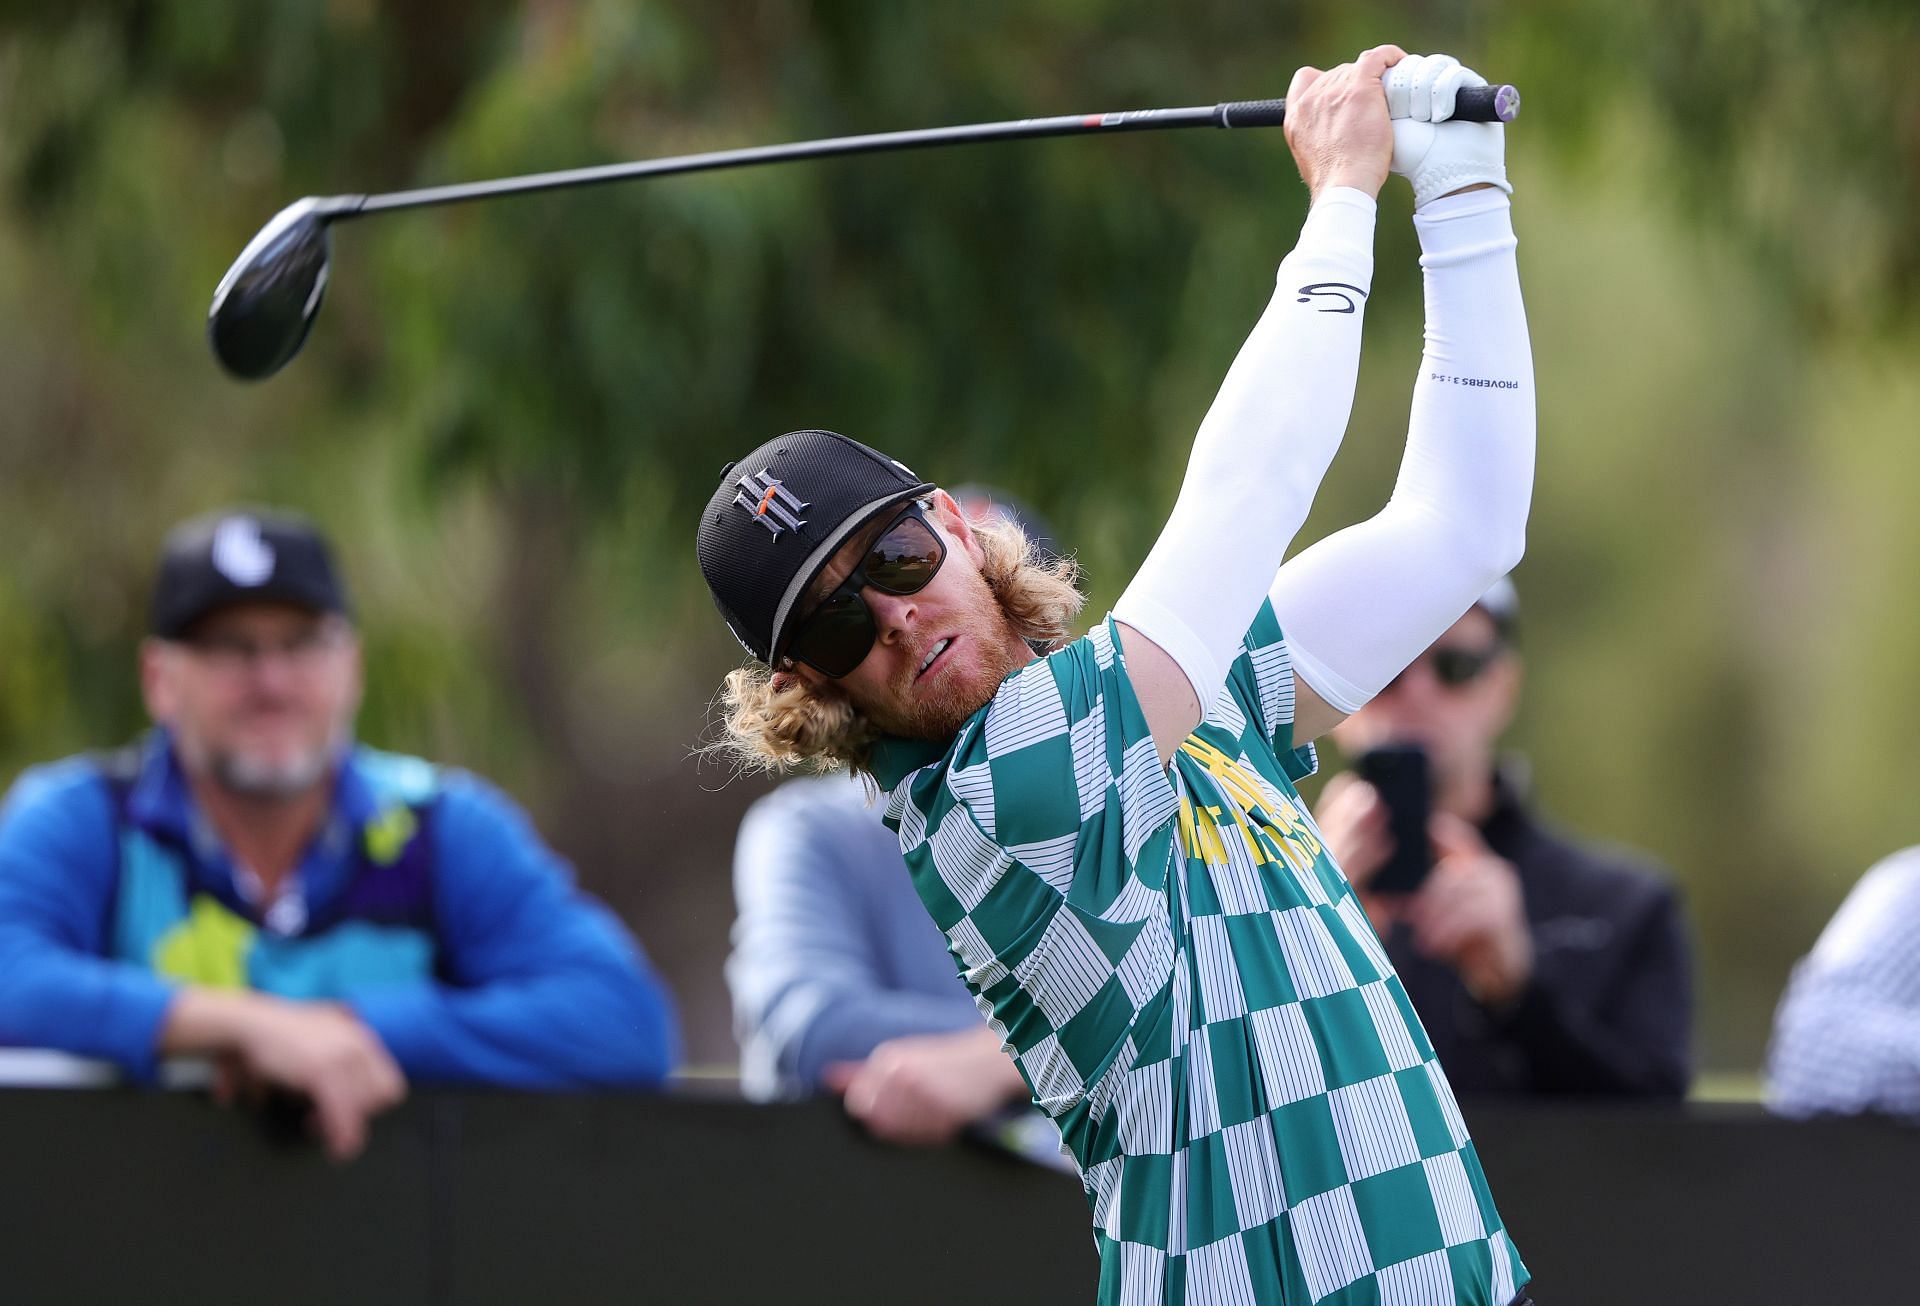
[1310,186,1379,218]
[1283,638,1372,717]
[1297,187,1379,262]
[1110,594,1222,717]
[1414,191,1516,266]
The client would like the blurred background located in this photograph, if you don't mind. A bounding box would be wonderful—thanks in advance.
[0,0,1915,1079]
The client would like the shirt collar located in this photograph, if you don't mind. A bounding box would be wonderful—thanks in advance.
[862,653,1038,791]
[125,729,199,845]
[865,734,951,793]
[124,727,365,873]
[1481,755,1537,851]
[327,743,380,829]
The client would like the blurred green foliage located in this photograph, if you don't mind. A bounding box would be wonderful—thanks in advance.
[1,0,1917,1066]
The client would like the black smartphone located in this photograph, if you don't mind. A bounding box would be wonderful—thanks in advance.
[1353,745,1432,896]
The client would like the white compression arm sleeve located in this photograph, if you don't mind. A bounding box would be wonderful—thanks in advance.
[1270,189,1534,713]
[1113,187,1377,705]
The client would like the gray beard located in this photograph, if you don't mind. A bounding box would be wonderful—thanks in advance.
[208,749,330,799]
[188,731,346,800]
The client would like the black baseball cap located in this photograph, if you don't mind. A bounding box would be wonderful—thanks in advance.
[1474,575,1519,640]
[149,508,351,639]
[697,430,934,664]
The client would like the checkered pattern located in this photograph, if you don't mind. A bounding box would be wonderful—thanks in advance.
[877,603,1527,1304]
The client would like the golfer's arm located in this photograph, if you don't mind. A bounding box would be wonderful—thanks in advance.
[1289,677,1347,747]
[1115,188,1376,762]
[1274,189,1534,740]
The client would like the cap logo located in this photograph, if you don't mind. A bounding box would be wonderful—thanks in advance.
[732,470,809,539]
[211,516,275,586]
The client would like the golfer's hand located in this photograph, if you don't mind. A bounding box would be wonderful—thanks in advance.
[1284,44,1406,201]
[231,998,407,1161]
[1406,814,1534,1009]
[1384,53,1511,208]
[823,1027,1027,1148]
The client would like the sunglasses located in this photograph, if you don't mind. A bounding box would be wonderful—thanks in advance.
[784,501,947,678]
[177,619,352,675]
[1385,642,1504,693]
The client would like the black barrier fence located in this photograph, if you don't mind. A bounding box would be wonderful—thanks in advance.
[1,1086,1913,1304]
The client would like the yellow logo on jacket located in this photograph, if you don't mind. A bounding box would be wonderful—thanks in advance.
[1175,736,1323,874]
[152,895,256,988]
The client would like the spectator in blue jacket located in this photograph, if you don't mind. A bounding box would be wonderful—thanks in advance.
[0,509,679,1158]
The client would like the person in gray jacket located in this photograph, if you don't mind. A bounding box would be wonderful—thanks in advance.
[727,772,1029,1145]
[1769,845,1920,1121]
[727,490,1057,1146]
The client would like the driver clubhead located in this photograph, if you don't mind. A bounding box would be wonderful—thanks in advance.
[207,196,358,381]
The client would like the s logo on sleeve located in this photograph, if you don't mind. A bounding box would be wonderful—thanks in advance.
[1296,282,1369,314]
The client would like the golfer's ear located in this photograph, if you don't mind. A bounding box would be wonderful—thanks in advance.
[928,489,983,564]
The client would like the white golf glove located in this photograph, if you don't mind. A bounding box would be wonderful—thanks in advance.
[1383,53,1510,209]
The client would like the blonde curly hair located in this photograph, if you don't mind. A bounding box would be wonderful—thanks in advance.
[713,511,1083,777]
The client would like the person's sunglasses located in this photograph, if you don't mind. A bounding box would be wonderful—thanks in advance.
[784,501,946,678]
[177,619,352,675]
[1386,643,1504,693]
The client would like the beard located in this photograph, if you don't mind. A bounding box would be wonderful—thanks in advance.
[208,746,335,799]
[859,568,1035,742]
[177,722,345,801]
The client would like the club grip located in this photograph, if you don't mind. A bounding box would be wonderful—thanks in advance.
[1215,99,1290,128]
[1214,83,1519,129]
[1451,84,1521,123]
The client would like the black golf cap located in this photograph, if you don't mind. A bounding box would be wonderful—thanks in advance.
[149,508,351,639]
[1475,575,1520,640]
[697,430,934,664]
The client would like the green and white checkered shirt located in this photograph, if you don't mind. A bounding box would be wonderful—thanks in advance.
[871,603,1527,1305]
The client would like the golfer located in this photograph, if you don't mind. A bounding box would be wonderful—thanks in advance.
[700,46,1535,1306]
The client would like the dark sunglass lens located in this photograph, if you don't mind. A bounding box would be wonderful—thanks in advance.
[1431,648,1495,687]
[789,592,875,677]
[865,519,943,595]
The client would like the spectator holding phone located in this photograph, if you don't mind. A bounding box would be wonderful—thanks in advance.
[1314,578,1693,1096]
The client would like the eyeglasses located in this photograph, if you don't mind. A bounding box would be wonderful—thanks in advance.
[784,502,946,678]
[178,623,350,675]
[1384,642,1504,693]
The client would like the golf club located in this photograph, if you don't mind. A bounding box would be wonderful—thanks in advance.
[208,85,1520,381]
